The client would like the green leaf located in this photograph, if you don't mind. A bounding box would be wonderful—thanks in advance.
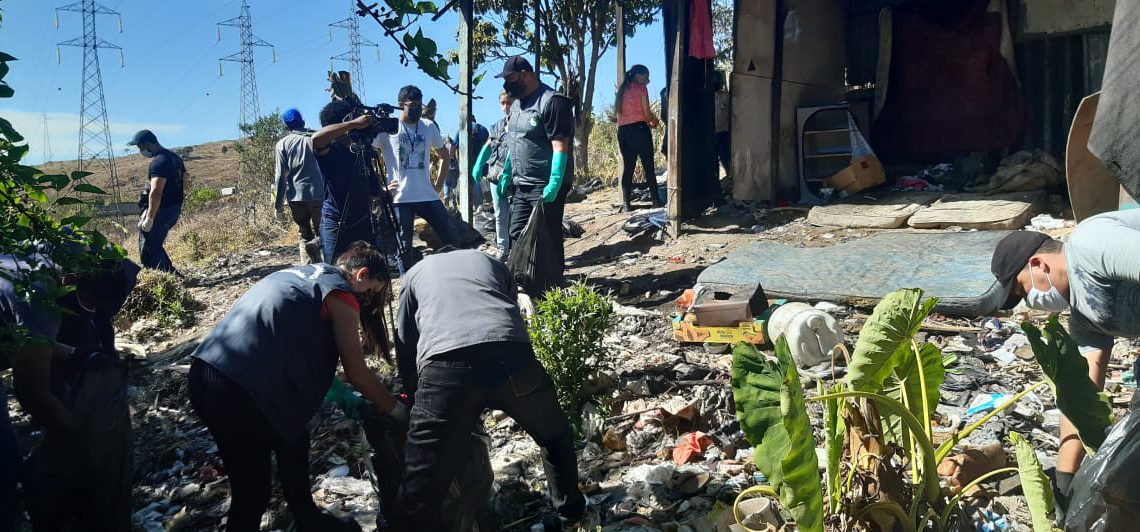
[0,117,23,143]
[732,339,824,532]
[0,61,8,79]
[69,170,93,181]
[416,1,438,14]
[1008,432,1058,532]
[403,33,417,51]
[846,288,937,394]
[0,84,13,98]
[55,197,85,206]
[0,52,16,62]
[73,183,108,195]
[59,215,92,227]
[473,72,485,87]
[882,341,944,442]
[823,382,846,514]
[1022,316,1114,450]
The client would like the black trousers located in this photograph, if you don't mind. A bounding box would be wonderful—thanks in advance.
[289,200,323,242]
[188,359,319,531]
[394,343,583,530]
[509,181,569,279]
[618,122,661,206]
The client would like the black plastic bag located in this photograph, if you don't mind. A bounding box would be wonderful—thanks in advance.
[507,202,562,297]
[1065,409,1140,531]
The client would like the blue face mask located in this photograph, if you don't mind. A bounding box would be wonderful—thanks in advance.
[1025,263,1069,312]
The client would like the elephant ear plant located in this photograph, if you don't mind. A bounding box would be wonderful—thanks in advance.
[730,288,1108,531]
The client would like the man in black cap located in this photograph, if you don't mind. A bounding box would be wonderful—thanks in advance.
[991,209,1140,507]
[128,129,185,273]
[494,56,575,288]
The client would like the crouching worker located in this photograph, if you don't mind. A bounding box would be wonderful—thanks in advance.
[392,248,584,530]
[189,241,407,531]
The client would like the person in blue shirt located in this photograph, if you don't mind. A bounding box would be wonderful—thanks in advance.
[312,101,382,263]
[445,116,490,209]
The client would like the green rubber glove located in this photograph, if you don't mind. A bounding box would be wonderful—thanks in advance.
[494,152,512,202]
[542,150,567,203]
[325,377,366,420]
[472,143,491,182]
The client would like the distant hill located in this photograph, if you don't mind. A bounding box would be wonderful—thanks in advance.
[36,140,242,200]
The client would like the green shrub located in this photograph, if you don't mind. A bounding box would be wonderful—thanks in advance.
[528,281,615,436]
[184,187,221,212]
[121,269,197,328]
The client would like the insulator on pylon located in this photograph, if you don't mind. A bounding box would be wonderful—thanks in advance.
[219,63,223,77]
[117,16,122,33]
[119,50,124,68]
[56,48,61,64]
[271,49,277,63]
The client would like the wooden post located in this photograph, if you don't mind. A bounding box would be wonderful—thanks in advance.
[616,1,626,83]
[667,0,684,237]
[458,0,474,223]
[533,0,541,68]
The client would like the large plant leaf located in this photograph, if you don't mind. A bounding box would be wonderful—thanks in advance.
[823,382,847,514]
[882,341,944,443]
[1008,432,1058,532]
[732,338,824,532]
[846,288,938,394]
[1022,316,1114,450]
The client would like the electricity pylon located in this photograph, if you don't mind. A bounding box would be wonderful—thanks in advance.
[56,0,124,213]
[329,1,378,102]
[217,0,274,133]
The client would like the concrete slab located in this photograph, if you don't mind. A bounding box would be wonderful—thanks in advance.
[697,230,1011,317]
[806,191,942,228]
[906,191,1046,230]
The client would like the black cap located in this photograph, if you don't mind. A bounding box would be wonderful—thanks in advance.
[127,129,157,146]
[991,231,1052,310]
[495,56,534,78]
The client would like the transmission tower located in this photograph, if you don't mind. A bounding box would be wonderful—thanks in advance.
[329,1,379,102]
[55,0,124,212]
[217,0,274,132]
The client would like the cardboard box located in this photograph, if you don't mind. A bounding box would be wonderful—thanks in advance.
[672,315,767,345]
[826,155,885,194]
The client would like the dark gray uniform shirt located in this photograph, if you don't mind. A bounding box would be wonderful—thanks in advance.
[192,264,352,441]
[395,249,530,372]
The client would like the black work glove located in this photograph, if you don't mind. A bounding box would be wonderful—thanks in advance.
[68,347,124,371]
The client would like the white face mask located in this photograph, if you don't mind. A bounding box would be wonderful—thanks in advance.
[139,147,154,158]
[1025,263,1069,312]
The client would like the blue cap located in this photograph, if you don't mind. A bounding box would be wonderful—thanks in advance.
[282,108,303,128]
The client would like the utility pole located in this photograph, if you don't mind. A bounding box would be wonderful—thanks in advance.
[217,0,274,133]
[616,1,625,85]
[56,0,124,214]
[329,0,379,102]
[458,0,474,223]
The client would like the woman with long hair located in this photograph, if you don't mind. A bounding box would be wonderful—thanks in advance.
[614,64,663,211]
[188,241,405,531]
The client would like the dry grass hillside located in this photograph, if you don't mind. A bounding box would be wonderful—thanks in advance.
[37,139,242,199]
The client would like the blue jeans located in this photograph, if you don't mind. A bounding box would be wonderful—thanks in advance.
[319,212,378,264]
[0,384,20,532]
[139,205,181,272]
[394,200,457,273]
[492,190,511,255]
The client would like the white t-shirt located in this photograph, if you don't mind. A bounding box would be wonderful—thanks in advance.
[373,118,445,204]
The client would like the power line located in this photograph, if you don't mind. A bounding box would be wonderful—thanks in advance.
[55,0,125,216]
[328,0,378,101]
[217,0,274,133]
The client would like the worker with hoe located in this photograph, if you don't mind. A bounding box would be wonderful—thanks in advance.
[129,129,186,275]
[391,248,585,530]
[372,84,457,273]
[2,244,138,530]
[990,209,1140,514]
[274,108,326,264]
[495,56,575,281]
[312,102,382,263]
[188,241,407,531]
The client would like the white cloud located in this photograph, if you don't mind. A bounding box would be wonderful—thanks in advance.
[0,108,188,165]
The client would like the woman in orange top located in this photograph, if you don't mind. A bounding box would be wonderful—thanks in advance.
[614,64,663,212]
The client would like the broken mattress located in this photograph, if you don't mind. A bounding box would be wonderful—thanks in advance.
[697,230,1010,317]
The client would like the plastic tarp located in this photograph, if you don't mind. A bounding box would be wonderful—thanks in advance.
[696,230,1010,317]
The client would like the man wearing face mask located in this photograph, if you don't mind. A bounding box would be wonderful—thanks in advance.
[495,56,575,281]
[128,130,185,274]
[372,85,455,273]
[991,209,1140,510]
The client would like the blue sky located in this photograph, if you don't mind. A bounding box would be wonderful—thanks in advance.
[0,0,666,166]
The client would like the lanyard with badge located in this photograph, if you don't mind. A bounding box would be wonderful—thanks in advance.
[400,121,420,169]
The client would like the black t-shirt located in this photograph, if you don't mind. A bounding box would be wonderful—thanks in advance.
[528,87,574,142]
[148,148,185,208]
[316,142,378,226]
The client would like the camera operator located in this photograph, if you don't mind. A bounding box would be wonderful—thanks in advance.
[312,100,382,263]
[372,85,457,274]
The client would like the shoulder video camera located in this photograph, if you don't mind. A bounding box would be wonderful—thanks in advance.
[328,70,399,141]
